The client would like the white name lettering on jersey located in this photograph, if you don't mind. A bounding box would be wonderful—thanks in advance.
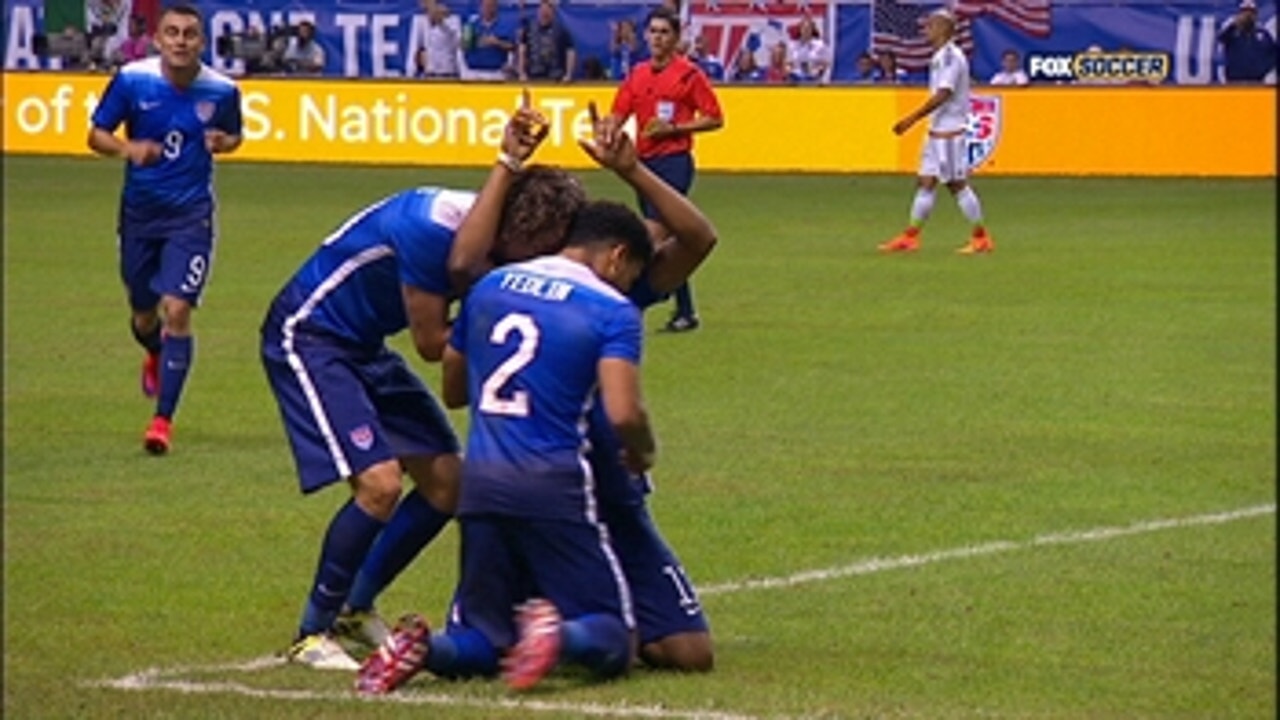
[500,272,574,302]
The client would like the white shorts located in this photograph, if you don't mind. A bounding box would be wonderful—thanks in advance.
[918,134,969,182]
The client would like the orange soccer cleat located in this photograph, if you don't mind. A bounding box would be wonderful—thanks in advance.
[956,231,995,255]
[878,232,920,253]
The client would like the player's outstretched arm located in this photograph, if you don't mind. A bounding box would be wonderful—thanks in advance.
[598,357,656,474]
[448,90,549,295]
[578,102,718,295]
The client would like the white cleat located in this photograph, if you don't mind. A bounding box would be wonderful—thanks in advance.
[286,633,360,671]
[333,608,392,655]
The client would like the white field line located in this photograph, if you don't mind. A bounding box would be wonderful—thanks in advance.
[699,503,1275,596]
[89,674,766,720]
[85,502,1276,718]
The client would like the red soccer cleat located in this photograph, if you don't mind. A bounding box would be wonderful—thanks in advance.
[503,598,563,691]
[141,351,160,398]
[355,613,432,695]
[143,415,171,455]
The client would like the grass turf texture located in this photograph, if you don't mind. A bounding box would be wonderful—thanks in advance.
[3,155,1275,719]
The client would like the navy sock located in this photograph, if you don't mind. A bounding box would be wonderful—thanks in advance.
[130,319,162,355]
[560,614,630,679]
[156,334,192,419]
[424,627,499,678]
[298,499,386,638]
[674,283,696,318]
[346,491,452,611]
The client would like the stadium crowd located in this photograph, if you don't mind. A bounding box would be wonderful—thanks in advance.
[35,0,1276,85]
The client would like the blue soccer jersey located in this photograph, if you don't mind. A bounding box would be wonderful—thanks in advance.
[451,255,644,522]
[91,58,242,215]
[273,187,475,348]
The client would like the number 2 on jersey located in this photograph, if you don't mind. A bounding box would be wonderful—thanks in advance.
[478,313,540,417]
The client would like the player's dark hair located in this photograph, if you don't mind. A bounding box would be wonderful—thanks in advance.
[565,200,653,267]
[161,3,203,23]
[646,7,681,36]
[492,165,587,265]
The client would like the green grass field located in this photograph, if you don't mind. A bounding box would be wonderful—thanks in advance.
[3,155,1275,719]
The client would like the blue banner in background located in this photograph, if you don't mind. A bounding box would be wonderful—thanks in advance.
[3,0,1275,84]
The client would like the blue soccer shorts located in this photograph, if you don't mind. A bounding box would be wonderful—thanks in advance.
[118,200,215,310]
[636,152,695,220]
[601,501,710,646]
[260,319,458,494]
[450,515,635,650]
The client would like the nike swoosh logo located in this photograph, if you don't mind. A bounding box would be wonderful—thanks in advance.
[140,101,160,110]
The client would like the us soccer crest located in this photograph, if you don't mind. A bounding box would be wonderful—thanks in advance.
[349,424,375,451]
[966,94,1001,171]
[195,101,216,124]
[689,2,835,72]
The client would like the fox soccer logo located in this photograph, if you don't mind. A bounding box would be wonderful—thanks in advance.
[966,95,1001,171]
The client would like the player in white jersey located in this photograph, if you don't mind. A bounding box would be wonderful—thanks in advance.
[880,9,995,255]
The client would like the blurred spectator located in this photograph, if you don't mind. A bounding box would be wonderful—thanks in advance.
[86,22,118,71]
[609,19,647,80]
[117,16,152,65]
[788,15,829,83]
[989,49,1029,85]
[269,24,291,69]
[1218,0,1276,82]
[764,41,790,83]
[689,33,724,81]
[728,49,763,82]
[517,0,575,82]
[421,0,461,78]
[50,25,90,70]
[876,49,907,83]
[851,51,878,83]
[581,55,607,80]
[412,47,430,77]
[283,20,325,75]
[461,0,516,80]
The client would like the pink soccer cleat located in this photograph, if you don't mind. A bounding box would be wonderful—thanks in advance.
[502,598,563,691]
[355,613,431,695]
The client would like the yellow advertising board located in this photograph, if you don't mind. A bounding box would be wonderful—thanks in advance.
[894,86,1276,177]
[3,71,1274,177]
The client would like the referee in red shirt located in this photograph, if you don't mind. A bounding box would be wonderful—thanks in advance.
[609,7,723,332]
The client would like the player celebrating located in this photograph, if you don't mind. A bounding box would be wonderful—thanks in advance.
[354,106,719,681]
[261,108,581,671]
[87,3,243,454]
[879,9,995,255]
[609,6,723,331]
[358,199,658,694]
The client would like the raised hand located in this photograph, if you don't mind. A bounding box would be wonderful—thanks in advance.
[501,88,550,163]
[577,101,637,173]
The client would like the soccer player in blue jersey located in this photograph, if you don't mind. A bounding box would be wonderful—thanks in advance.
[459,105,719,674]
[87,3,242,455]
[356,199,658,694]
[260,113,583,671]
[352,107,720,683]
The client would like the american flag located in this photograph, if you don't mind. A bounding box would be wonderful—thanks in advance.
[953,0,1052,38]
[872,0,974,73]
